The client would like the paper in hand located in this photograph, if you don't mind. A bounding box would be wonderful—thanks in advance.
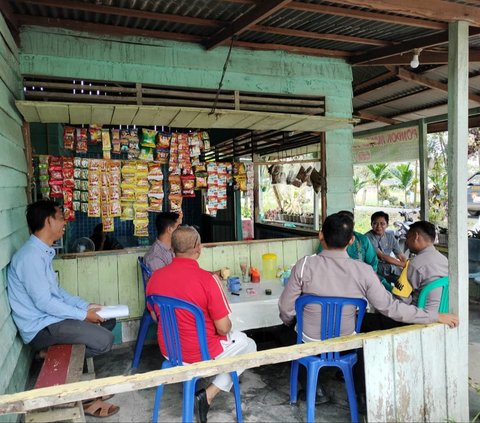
[97,304,129,319]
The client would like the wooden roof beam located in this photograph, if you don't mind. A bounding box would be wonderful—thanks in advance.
[396,67,480,103]
[233,40,350,58]
[356,49,480,65]
[204,0,292,50]
[354,69,396,94]
[250,25,390,47]
[18,0,222,27]
[354,111,401,125]
[326,0,480,28]
[287,1,446,30]
[15,15,204,42]
[0,0,20,44]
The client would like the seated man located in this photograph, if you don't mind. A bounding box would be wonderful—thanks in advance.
[279,213,458,404]
[89,223,123,251]
[7,200,118,415]
[143,212,181,272]
[318,210,378,271]
[365,211,407,285]
[146,226,256,423]
[363,220,448,330]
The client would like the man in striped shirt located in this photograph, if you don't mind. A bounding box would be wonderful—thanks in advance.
[146,226,256,423]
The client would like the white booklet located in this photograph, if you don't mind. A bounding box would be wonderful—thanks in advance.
[97,304,130,319]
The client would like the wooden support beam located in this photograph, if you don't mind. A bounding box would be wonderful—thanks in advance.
[397,67,480,103]
[0,0,20,45]
[0,324,437,415]
[355,110,401,125]
[326,0,480,28]
[354,50,480,66]
[251,24,390,47]
[354,69,396,94]
[204,0,292,50]
[287,1,447,30]
[15,15,204,42]
[233,40,350,58]
[18,0,222,27]
[418,119,428,220]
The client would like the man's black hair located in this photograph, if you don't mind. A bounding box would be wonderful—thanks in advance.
[337,210,354,220]
[409,220,436,243]
[26,200,60,234]
[371,211,389,225]
[155,212,180,236]
[322,213,354,249]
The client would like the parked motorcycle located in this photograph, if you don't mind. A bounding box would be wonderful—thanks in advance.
[393,203,419,254]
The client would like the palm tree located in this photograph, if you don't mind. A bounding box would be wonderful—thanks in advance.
[352,176,368,205]
[366,163,390,205]
[390,163,414,204]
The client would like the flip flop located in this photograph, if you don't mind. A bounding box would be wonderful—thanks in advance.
[82,395,114,407]
[83,399,120,418]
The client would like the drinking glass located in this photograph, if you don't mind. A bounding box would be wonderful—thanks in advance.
[239,255,249,283]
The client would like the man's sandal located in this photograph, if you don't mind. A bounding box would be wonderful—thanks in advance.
[82,399,119,418]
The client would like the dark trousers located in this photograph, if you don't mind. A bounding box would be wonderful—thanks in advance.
[29,319,116,358]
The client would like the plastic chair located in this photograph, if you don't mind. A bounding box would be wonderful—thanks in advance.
[147,295,243,423]
[290,295,368,423]
[417,276,449,313]
[131,257,154,370]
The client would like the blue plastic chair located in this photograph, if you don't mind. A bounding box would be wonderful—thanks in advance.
[290,295,368,423]
[131,257,154,370]
[147,295,243,423]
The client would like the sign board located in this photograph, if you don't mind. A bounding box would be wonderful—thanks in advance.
[353,125,419,164]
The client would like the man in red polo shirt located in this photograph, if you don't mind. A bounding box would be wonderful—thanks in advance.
[146,226,256,423]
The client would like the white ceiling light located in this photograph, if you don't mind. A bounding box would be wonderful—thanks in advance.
[410,48,422,69]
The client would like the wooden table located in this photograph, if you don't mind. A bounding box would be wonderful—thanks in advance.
[228,280,284,332]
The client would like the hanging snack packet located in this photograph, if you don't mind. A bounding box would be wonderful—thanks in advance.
[157,132,171,149]
[168,194,183,213]
[111,129,121,154]
[75,128,88,154]
[89,125,102,144]
[102,217,115,232]
[195,172,207,189]
[168,175,182,195]
[181,175,196,197]
[120,129,129,153]
[133,218,149,237]
[63,126,75,150]
[128,128,140,160]
[120,202,134,220]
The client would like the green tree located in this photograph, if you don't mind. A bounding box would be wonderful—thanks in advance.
[428,132,448,225]
[366,163,390,205]
[390,163,414,204]
[352,176,368,205]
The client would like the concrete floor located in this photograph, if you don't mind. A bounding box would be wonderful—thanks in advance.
[28,301,480,422]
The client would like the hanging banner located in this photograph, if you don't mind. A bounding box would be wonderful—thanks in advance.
[353,125,419,164]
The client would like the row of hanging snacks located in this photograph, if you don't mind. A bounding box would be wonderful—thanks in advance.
[133,162,149,237]
[38,155,50,198]
[205,162,232,217]
[147,162,164,212]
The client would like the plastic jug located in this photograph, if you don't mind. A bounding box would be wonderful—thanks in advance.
[262,253,277,280]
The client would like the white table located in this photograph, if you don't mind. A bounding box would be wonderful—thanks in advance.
[228,280,284,332]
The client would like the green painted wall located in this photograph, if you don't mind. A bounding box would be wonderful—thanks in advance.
[0,13,31,422]
[19,27,354,212]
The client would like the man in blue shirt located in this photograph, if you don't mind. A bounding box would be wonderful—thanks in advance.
[7,200,115,358]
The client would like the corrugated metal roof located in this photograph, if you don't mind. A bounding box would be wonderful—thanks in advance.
[6,0,480,133]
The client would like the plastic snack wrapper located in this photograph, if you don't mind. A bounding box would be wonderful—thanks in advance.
[63,126,75,150]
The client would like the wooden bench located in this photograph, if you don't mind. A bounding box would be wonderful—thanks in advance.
[26,344,93,423]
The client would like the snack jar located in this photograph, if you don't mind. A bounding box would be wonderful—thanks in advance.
[262,253,277,280]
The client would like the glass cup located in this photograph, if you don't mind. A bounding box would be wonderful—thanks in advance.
[239,256,249,283]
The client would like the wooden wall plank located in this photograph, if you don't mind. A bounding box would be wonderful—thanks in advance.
[211,245,234,274]
[364,334,395,422]
[77,256,100,304]
[0,206,26,243]
[282,239,299,268]
[420,325,447,421]
[90,105,114,124]
[53,258,79,296]
[36,104,69,123]
[267,241,284,270]
[296,239,314,262]
[445,327,464,420]
[0,318,18,374]
[97,255,119,306]
[0,136,27,173]
[0,228,29,271]
[249,243,264,273]
[68,104,92,125]
[0,108,23,147]
[393,330,425,421]
[197,246,213,271]
[117,254,142,318]
[111,106,137,125]
[0,13,19,61]
[0,293,12,331]
[0,338,22,393]
[0,168,26,189]
[0,80,22,124]
[15,102,40,122]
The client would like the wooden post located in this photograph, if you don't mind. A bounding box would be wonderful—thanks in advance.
[447,20,469,420]
[418,119,429,220]
[320,132,326,225]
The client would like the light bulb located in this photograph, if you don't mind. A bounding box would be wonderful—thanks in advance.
[410,54,420,68]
